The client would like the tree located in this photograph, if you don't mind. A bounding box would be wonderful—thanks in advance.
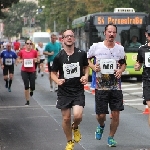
[102,0,150,13]
[0,0,19,18]
[3,1,37,37]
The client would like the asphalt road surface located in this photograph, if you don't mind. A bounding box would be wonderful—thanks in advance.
[0,64,149,150]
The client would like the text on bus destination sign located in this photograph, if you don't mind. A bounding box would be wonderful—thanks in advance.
[96,16,143,25]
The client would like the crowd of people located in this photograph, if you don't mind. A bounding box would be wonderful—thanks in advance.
[0,23,150,150]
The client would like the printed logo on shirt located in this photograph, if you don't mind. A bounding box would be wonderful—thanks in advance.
[63,62,80,79]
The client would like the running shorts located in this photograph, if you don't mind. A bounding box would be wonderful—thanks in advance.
[3,65,14,75]
[95,90,124,114]
[56,95,85,109]
[143,80,150,101]
[40,59,45,64]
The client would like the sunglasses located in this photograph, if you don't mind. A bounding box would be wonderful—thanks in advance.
[26,43,32,45]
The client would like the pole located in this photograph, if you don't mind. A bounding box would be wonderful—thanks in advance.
[29,16,31,38]
[54,20,56,32]
[67,17,69,29]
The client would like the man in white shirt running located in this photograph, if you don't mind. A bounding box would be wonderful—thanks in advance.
[37,42,45,77]
[88,23,126,147]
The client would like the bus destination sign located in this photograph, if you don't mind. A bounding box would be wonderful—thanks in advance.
[95,16,144,25]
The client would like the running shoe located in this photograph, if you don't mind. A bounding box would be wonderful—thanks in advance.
[30,91,33,96]
[143,99,147,105]
[25,101,29,106]
[95,125,105,140]
[8,88,11,92]
[5,84,8,88]
[65,141,74,150]
[107,136,117,147]
[72,123,81,143]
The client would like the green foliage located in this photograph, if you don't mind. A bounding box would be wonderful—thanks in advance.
[3,1,38,37]
[102,0,150,13]
[0,0,19,18]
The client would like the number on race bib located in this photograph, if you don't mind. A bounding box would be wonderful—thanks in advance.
[98,59,116,74]
[5,59,12,65]
[145,52,150,67]
[24,59,33,67]
[63,62,80,79]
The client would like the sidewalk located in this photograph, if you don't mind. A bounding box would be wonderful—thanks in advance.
[0,66,83,150]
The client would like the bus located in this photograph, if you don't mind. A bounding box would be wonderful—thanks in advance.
[72,8,150,81]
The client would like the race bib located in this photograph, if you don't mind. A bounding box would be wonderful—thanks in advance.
[63,62,80,79]
[24,59,33,67]
[99,59,116,74]
[50,61,53,66]
[5,59,12,65]
[145,52,150,67]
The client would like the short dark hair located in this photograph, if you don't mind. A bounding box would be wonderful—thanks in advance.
[25,39,32,44]
[51,34,57,38]
[104,23,117,33]
[62,29,74,38]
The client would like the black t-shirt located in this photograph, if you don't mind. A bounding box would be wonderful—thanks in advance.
[51,47,89,96]
[137,44,150,80]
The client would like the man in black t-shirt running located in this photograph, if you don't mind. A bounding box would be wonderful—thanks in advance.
[51,29,89,150]
[135,25,150,126]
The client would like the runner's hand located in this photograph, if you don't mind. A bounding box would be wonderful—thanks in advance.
[57,79,65,85]
[95,64,100,72]
[114,69,122,79]
[134,62,141,71]
[1,65,4,69]
[80,76,88,85]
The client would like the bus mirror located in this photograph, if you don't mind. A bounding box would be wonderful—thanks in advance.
[84,22,90,32]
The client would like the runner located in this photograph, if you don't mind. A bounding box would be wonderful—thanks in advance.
[134,25,150,126]
[13,39,20,55]
[37,42,45,77]
[18,40,38,105]
[51,29,89,150]
[87,23,126,147]
[44,34,61,91]
[0,42,18,92]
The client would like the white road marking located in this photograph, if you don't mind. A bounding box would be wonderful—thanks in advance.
[124,103,143,105]
[130,91,143,95]
[122,87,142,91]
[121,84,138,87]
[124,99,142,102]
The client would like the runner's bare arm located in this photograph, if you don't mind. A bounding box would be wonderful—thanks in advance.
[43,51,54,56]
[80,66,89,85]
[88,59,100,72]
[17,56,23,63]
[51,72,65,85]
[134,61,142,71]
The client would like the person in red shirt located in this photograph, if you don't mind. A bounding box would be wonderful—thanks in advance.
[18,40,38,105]
[13,40,20,54]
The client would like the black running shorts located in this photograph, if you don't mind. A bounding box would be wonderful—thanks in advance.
[3,65,14,75]
[40,59,45,64]
[56,95,85,109]
[143,80,150,101]
[95,90,124,114]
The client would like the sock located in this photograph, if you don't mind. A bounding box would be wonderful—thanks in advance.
[4,79,8,87]
[9,79,12,88]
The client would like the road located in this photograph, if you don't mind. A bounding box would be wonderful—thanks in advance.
[0,64,149,150]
